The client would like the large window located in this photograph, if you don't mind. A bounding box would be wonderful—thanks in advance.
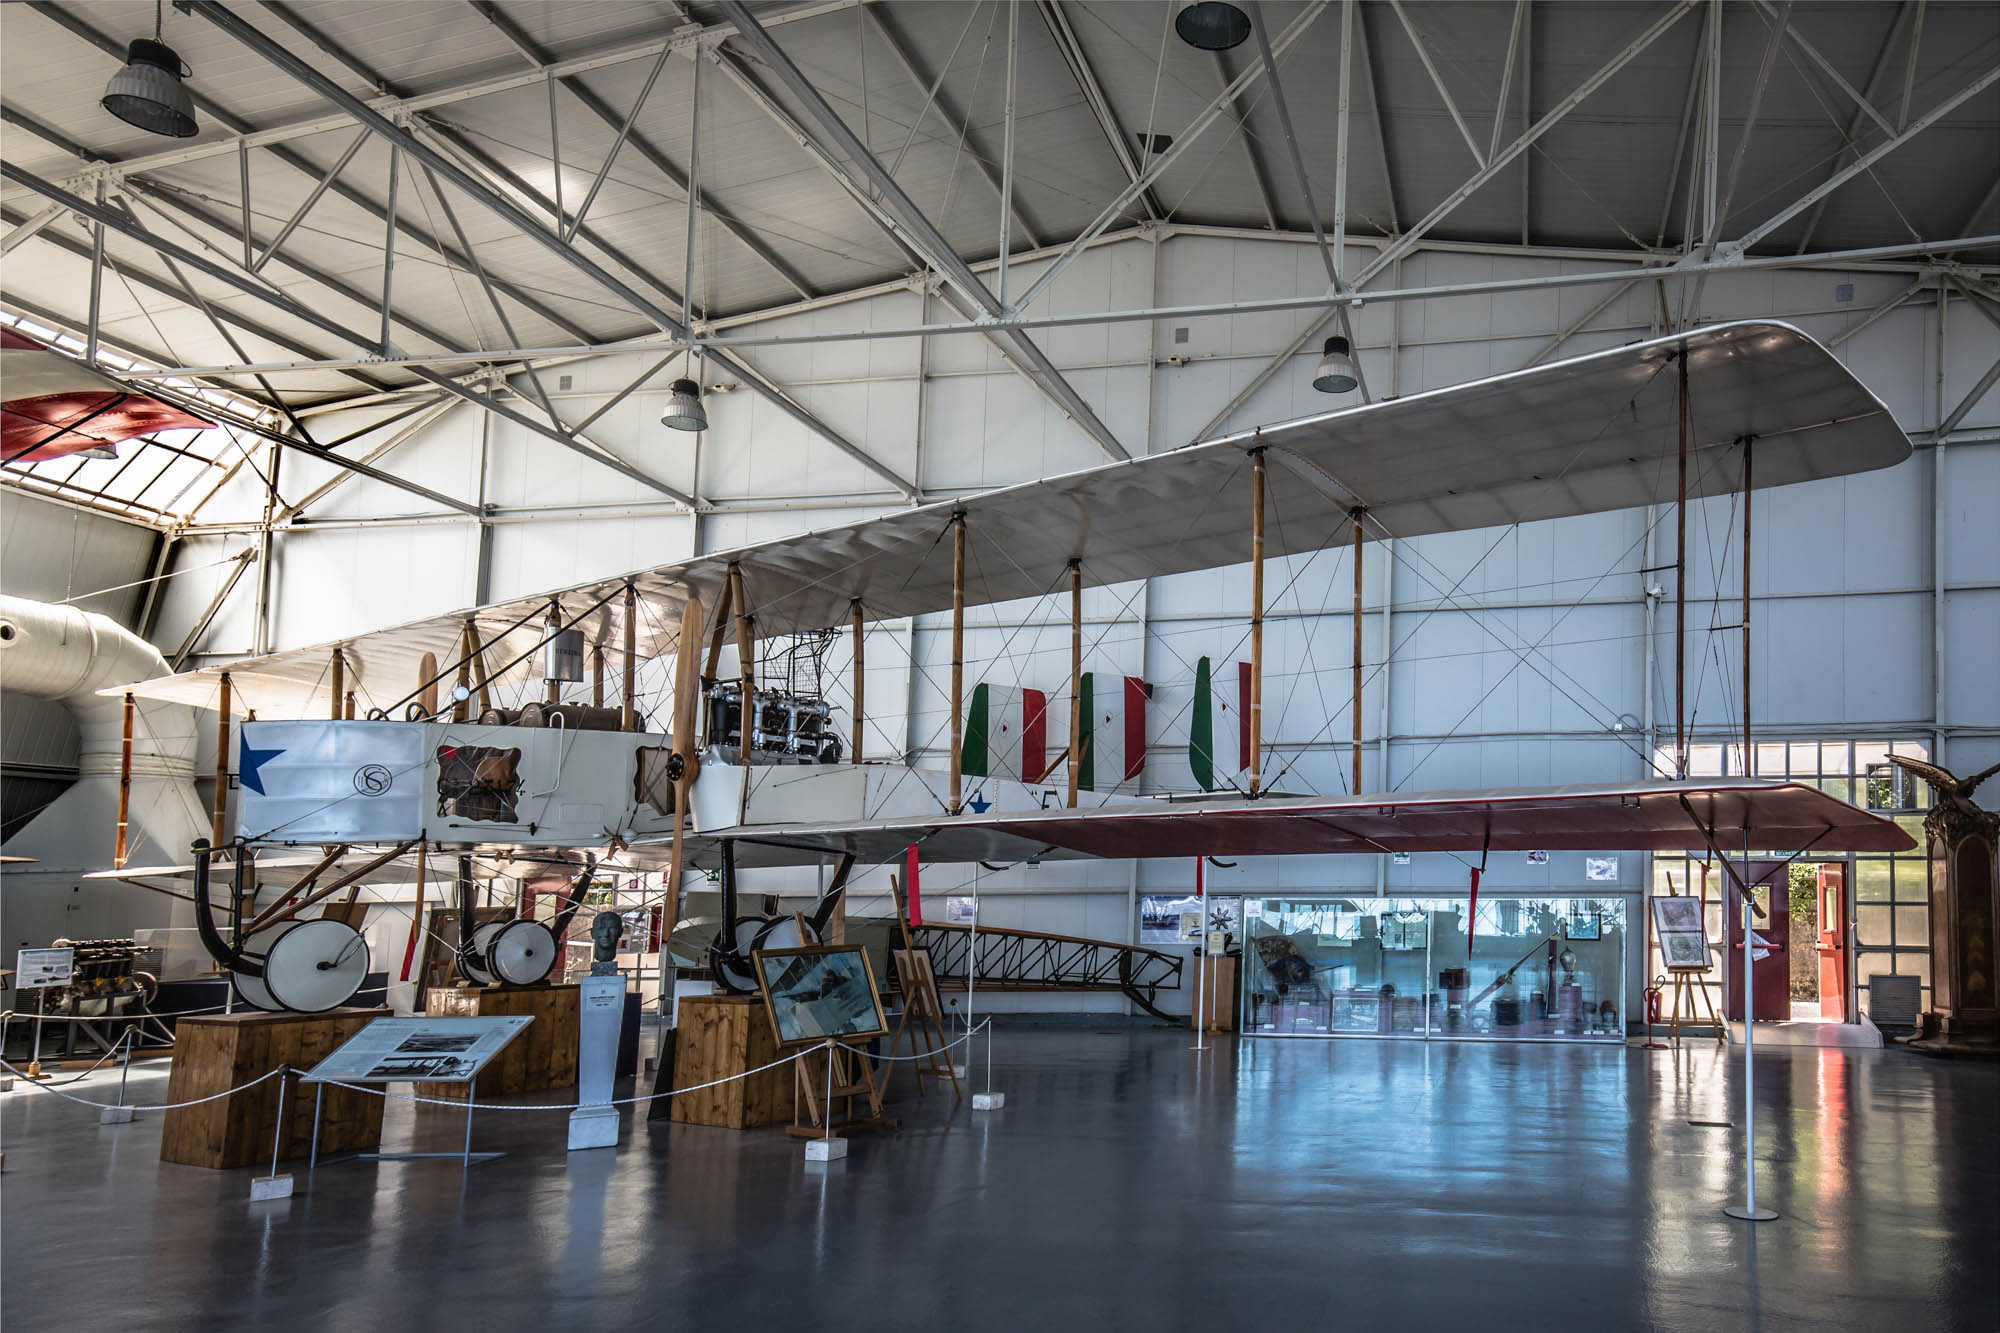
[1241,896,1626,1041]
[1648,738,1932,1021]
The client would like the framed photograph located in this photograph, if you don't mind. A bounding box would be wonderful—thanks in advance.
[1564,906,1602,941]
[1661,932,1710,969]
[1652,896,1705,936]
[1586,855,1620,882]
[1140,894,1198,945]
[752,944,889,1047]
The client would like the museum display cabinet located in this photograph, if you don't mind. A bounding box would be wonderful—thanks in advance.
[1240,896,1627,1041]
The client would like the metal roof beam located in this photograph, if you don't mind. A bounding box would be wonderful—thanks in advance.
[1725,61,2000,254]
[1243,0,1370,402]
[1353,0,1399,235]
[1009,1,1330,315]
[1036,1,1163,223]
[1351,1,1699,289]
[22,3,604,348]
[1,162,697,508]
[867,4,1042,249]
[711,0,1131,462]
[179,0,916,502]
[464,0,818,302]
[1211,49,1283,231]
[1787,0,1918,254]
[1387,0,1487,169]
[9,0,864,187]
[0,198,391,397]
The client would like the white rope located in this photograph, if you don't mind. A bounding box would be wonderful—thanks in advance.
[3,1016,998,1116]
[860,1018,990,1062]
[0,1059,285,1112]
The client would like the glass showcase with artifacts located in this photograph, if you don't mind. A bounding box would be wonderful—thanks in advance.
[1241,896,1627,1040]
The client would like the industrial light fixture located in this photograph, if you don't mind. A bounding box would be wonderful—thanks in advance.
[661,377,707,432]
[1175,1,1252,51]
[1311,336,1358,395]
[75,443,120,460]
[100,2,198,139]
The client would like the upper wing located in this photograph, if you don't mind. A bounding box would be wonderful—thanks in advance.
[116,320,1907,713]
[698,778,1915,867]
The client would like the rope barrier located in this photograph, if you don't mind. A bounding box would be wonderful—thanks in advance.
[0,1058,285,1113]
[2,1016,997,1116]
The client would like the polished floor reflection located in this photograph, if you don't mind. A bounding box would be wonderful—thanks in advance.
[3,1028,1993,1331]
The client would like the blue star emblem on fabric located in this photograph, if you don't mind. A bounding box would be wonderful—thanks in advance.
[967,790,991,814]
[237,734,285,796]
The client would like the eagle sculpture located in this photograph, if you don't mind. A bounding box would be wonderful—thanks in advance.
[1888,756,2000,821]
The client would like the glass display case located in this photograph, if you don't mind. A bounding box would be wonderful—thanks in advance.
[1240,896,1627,1041]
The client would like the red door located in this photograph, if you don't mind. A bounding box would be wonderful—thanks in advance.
[1724,860,1791,1022]
[1817,864,1848,1020]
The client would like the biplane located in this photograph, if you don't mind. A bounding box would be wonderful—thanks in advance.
[101,321,1918,1010]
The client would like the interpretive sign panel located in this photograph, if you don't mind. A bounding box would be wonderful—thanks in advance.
[16,947,74,988]
[301,1016,533,1084]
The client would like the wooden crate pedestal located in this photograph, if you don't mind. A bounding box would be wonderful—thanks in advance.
[419,984,578,1100]
[160,1007,388,1169]
[671,995,793,1129]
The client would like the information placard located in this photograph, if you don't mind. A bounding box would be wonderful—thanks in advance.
[16,947,74,988]
[301,1016,533,1084]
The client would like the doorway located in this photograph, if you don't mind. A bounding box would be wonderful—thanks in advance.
[1778,862,1851,1021]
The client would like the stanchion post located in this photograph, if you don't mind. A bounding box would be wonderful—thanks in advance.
[309,1083,325,1179]
[251,1073,294,1200]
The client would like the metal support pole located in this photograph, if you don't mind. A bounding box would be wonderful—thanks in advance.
[1724,835,1777,1221]
[1674,352,1688,779]
[1351,507,1366,793]
[1742,437,1753,769]
[1191,859,1207,1051]
[115,693,134,868]
[998,0,1018,308]
[310,1083,325,1178]
[850,598,865,763]
[212,672,232,848]
[86,180,105,366]
[949,512,967,813]
[1250,452,1267,795]
[622,582,638,732]
[464,1081,477,1166]
[269,1070,288,1180]
[379,148,399,355]
[1068,558,1083,805]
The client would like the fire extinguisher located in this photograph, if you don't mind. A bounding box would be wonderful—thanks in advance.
[1642,979,1667,1049]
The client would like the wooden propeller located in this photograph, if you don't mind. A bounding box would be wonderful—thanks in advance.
[660,593,704,969]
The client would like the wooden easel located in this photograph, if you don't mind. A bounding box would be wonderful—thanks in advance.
[788,1038,896,1138]
[1666,966,1727,1048]
[886,948,962,1100]
[881,871,960,1099]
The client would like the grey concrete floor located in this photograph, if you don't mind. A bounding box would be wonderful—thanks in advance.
[3,1027,1995,1332]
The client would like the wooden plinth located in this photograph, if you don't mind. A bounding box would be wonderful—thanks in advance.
[419,984,578,1100]
[160,1007,388,1170]
[1192,956,1238,1032]
[671,995,791,1129]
